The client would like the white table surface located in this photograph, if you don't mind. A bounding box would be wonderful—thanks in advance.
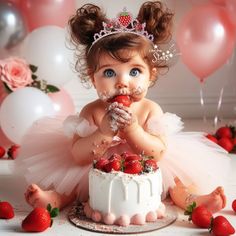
[1,118,236,236]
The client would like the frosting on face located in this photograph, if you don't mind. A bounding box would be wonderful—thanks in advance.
[92,51,152,103]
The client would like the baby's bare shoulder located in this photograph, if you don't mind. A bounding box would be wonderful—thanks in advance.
[142,98,163,116]
[79,100,105,125]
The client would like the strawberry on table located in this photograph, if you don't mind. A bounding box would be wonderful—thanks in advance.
[216,126,233,139]
[184,202,213,228]
[232,199,236,212]
[218,137,234,152]
[206,134,218,144]
[22,204,59,232]
[209,215,235,236]
[7,145,20,159]
[0,146,6,158]
[0,201,14,219]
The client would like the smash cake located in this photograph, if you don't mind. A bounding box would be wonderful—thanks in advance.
[83,152,165,226]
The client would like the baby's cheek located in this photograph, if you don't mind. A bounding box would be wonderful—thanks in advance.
[131,85,145,96]
[97,90,113,101]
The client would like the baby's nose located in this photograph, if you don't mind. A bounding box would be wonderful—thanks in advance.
[115,82,128,89]
[115,75,129,89]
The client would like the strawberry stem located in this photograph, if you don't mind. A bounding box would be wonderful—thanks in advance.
[46,203,59,218]
[184,202,197,221]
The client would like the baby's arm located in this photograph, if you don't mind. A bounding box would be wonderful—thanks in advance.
[115,101,166,161]
[70,104,115,166]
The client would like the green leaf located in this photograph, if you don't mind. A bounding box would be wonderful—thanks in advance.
[50,208,59,218]
[31,74,38,80]
[29,64,38,73]
[46,84,60,93]
[2,82,13,93]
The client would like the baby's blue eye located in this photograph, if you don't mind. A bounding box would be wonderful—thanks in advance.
[104,69,116,78]
[130,68,141,77]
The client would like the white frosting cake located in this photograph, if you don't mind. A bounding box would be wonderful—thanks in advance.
[83,167,164,226]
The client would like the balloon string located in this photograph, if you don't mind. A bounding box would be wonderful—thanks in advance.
[199,83,207,123]
[227,49,235,66]
[213,87,224,128]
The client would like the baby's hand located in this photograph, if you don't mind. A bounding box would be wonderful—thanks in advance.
[108,102,137,132]
[99,111,117,137]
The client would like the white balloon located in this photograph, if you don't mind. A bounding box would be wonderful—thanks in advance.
[0,87,55,144]
[22,26,76,86]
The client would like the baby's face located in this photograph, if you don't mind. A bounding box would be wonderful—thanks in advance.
[91,51,155,103]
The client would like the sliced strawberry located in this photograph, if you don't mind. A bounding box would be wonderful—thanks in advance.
[210,215,235,236]
[124,160,143,174]
[205,134,218,144]
[218,137,234,152]
[0,201,14,219]
[185,202,212,228]
[110,95,132,107]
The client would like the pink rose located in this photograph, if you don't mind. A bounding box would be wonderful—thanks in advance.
[0,57,33,91]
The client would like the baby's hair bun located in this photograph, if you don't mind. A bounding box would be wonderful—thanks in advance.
[137,1,174,43]
[69,4,106,46]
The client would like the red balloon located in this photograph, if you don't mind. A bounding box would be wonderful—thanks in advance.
[48,89,75,117]
[177,4,236,82]
[20,0,76,31]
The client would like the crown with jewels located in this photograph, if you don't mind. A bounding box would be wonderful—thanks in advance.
[88,8,154,51]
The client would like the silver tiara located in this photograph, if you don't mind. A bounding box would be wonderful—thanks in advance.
[88,8,154,52]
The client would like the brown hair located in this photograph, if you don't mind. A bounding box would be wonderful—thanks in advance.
[68,1,174,85]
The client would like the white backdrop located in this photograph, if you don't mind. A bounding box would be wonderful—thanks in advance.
[65,0,236,119]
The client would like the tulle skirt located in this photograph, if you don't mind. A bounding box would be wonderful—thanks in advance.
[15,115,231,201]
[15,116,91,202]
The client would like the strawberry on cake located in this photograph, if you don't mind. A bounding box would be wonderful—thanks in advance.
[83,152,165,226]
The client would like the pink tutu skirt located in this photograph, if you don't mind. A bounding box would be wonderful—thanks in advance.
[15,113,231,201]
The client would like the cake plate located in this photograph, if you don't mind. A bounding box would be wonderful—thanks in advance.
[68,202,177,234]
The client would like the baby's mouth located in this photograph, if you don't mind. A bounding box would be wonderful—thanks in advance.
[108,95,132,107]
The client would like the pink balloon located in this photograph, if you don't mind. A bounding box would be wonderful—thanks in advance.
[20,0,76,31]
[48,89,75,117]
[177,4,236,82]
[211,0,226,6]
[225,0,236,26]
